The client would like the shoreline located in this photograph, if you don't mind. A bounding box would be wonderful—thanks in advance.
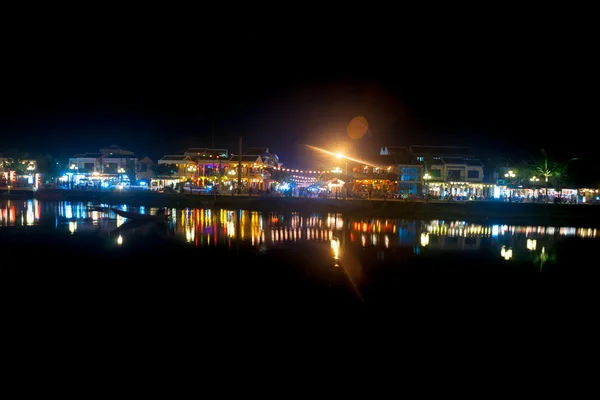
[24,189,600,227]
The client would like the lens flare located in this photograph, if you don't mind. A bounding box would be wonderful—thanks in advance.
[347,116,369,139]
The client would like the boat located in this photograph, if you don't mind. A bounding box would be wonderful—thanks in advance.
[111,207,169,221]
[89,206,112,213]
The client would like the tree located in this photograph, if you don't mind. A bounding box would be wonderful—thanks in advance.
[126,159,137,184]
[4,158,27,175]
[534,149,558,203]
[154,163,175,177]
[269,169,291,183]
[36,154,60,181]
[534,149,577,203]
[551,164,568,195]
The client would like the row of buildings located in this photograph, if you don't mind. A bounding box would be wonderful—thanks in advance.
[56,145,280,191]
[0,157,40,188]
[2,143,597,201]
[152,147,280,191]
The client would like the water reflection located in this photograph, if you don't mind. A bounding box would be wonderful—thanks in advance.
[2,200,599,268]
[1,199,41,227]
[162,210,598,267]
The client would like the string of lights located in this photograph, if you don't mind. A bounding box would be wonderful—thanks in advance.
[268,166,332,174]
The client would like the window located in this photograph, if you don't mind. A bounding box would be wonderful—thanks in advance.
[400,167,418,181]
[140,163,148,172]
[447,170,461,180]
[104,163,118,174]
[467,170,480,179]
[83,163,95,172]
[430,169,442,178]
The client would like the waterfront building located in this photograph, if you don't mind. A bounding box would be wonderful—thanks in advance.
[65,145,144,188]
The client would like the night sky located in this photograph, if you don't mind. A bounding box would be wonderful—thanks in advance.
[1,10,595,173]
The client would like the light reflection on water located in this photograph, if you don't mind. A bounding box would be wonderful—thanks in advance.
[1,200,599,266]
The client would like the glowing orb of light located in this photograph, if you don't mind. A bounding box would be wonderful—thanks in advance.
[347,116,369,139]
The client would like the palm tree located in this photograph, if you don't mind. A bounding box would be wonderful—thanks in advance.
[534,149,577,203]
[534,149,557,203]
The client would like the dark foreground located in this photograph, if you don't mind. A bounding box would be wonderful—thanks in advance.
[5,228,597,363]
[5,226,597,315]
[4,197,598,353]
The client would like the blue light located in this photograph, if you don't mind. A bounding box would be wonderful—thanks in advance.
[493,186,500,199]
[492,225,499,237]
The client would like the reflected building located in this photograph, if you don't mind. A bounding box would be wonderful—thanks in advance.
[420,220,490,251]
[1,199,42,227]
[56,201,121,233]
[24,198,596,268]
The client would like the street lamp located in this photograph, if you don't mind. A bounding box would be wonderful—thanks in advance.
[504,170,517,201]
[69,163,78,188]
[335,152,348,199]
[530,176,540,201]
[423,173,431,202]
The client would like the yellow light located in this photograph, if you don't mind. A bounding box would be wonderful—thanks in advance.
[336,152,343,159]
[501,245,513,260]
[331,238,340,260]
[420,232,429,247]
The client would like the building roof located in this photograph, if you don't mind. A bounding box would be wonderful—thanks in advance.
[245,147,269,155]
[465,158,483,166]
[360,153,422,166]
[410,145,477,157]
[442,157,465,164]
[73,153,103,158]
[185,148,208,153]
[100,145,133,153]
[227,155,262,163]
[376,154,400,166]
[185,148,227,154]
[159,155,191,162]
[380,146,409,156]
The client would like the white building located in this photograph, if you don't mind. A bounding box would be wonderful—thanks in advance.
[67,145,141,187]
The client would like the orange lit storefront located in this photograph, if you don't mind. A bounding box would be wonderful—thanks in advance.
[352,178,397,193]
[1,171,16,186]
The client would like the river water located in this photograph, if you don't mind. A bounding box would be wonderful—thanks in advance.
[2,199,599,309]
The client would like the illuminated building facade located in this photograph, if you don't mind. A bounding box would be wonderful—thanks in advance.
[408,145,488,198]
[0,157,40,188]
[154,155,197,189]
[354,150,424,196]
[154,147,279,191]
[66,145,141,187]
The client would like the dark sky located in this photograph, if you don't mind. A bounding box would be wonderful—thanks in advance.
[0,9,595,171]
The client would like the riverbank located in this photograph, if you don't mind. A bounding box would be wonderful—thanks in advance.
[33,189,600,227]
[0,188,34,199]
